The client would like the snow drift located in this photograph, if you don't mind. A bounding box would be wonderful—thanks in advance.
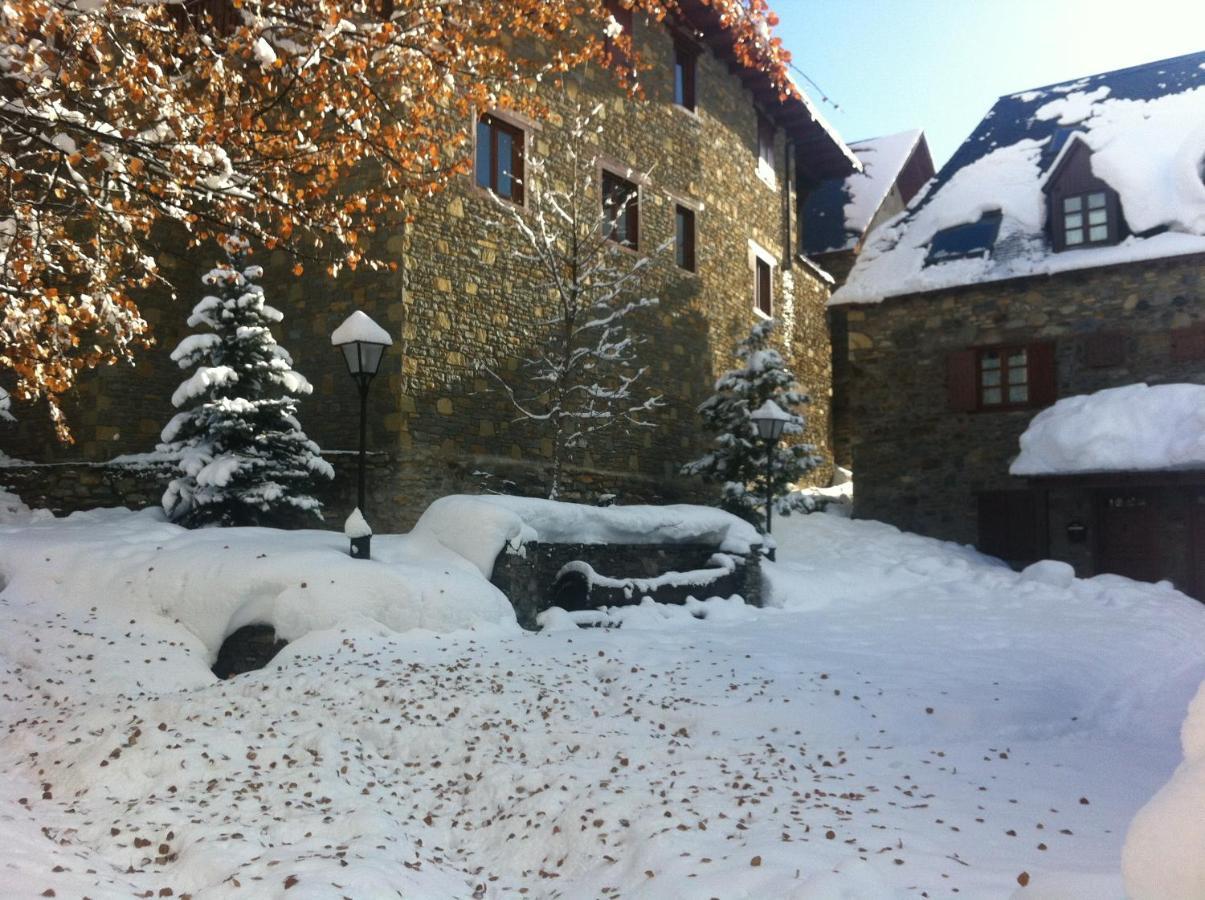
[1010,383,1205,475]
[1122,681,1205,899]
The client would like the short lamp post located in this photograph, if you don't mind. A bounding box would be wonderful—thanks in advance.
[331,310,393,560]
[750,399,790,554]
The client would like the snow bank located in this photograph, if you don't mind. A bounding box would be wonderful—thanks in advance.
[414,494,764,579]
[2,499,1205,897]
[1122,681,1205,899]
[0,488,53,525]
[0,508,515,694]
[1011,383,1205,475]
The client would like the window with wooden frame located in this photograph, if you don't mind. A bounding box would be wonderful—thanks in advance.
[1060,191,1113,248]
[674,205,696,272]
[1045,139,1122,252]
[754,256,772,317]
[946,342,1056,412]
[757,112,775,176]
[475,114,525,204]
[673,42,697,112]
[601,169,639,249]
[602,0,634,70]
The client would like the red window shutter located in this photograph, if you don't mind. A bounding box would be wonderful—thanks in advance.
[1171,323,1205,362]
[1082,331,1125,368]
[1027,341,1057,406]
[946,349,978,411]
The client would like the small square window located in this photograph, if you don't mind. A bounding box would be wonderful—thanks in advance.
[978,346,1028,407]
[1057,190,1115,250]
[602,169,639,249]
[675,205,696,272]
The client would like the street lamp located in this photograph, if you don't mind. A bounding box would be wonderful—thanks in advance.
[750,399,790,545]
[331,310,393,559]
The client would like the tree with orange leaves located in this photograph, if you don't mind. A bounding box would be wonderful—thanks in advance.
[0,0,797,441]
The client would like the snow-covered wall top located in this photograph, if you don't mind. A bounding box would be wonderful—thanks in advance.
[413,495,764,579]
[802,129,926,256]
[1010,383,1205,476]
[832,51,1205,305]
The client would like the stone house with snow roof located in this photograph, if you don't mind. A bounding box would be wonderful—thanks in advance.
[0,3,858,530]
[830,52,1205,600]
[800,129,935,466]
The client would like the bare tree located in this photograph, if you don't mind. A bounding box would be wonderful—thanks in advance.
[483,104,667,499]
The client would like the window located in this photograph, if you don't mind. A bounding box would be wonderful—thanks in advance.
[602,169,639,248]
[673,43,696,111]
[755,256,772,316]
[946,342,1056,412]
[475,114,524,204]
[757,112,775,177]
[603,0,634,70]
[1061,191,1111,247]
[674,205,696,271]
[978,346,1029,407]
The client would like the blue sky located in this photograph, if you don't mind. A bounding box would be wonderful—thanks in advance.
[775,0,1205,168]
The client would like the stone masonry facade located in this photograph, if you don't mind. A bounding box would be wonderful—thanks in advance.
[844,252,1205,546]
[3,15,837,531]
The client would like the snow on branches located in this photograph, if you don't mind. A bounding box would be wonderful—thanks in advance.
[158,238,332,527]
[682,318,818,525]
[0,0,796,442]
[481,103,666,500]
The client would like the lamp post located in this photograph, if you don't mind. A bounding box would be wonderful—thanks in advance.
[331,310,393,559]
[750,399,790,550]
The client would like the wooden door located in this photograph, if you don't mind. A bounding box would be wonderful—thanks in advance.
[1095,490,1163,584]
[1191,490,1205,602]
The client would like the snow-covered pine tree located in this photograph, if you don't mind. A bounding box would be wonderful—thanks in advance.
[482,103,665,499]
[682,318,819,525]
[159,237,333,527]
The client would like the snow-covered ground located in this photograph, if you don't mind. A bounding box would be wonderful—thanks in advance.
[1,503,1202,898]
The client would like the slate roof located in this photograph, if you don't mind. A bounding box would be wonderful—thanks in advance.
[832,51,1205,305]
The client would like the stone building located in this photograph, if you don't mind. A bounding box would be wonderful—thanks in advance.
[1,5,858,530]
[800,129,934,465]
[829,52,1205,599]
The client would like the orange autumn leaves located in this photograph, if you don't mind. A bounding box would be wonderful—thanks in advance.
[0,0,794,441]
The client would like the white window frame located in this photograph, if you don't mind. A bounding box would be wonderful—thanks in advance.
[748,239,776,319]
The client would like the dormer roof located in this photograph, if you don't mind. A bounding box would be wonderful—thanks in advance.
[832,51,1205,305]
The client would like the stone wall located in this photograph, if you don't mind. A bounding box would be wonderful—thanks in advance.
[491,540,763,629]
[1,13,835,532]
[844,252,1205,545]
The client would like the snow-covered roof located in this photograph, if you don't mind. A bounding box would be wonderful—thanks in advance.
[833,52,1205,305]
[802,129,929,255]
[1010,383,1205,476]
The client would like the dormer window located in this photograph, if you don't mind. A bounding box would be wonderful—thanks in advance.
[1061,191,1110,247]
[1043,138,1123,252]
